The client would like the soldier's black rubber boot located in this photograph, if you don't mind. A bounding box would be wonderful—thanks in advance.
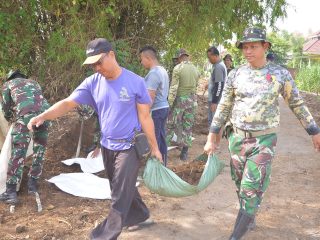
[248,217,256,231]
[234,210,243,230]
[28,177,38,193]
[179,146,188,161]
[233,210,256,231]
[229,210,254,240]
[0,183,18,204]
[85,144,97,154]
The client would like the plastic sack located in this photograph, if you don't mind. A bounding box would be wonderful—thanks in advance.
[143,154,224,197]
[0,125,33,194]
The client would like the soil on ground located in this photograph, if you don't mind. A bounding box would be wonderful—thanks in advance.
[0,87,319,240]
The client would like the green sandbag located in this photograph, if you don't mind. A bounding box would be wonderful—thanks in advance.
[143,154,224,198]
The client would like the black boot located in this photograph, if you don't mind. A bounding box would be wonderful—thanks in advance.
[233,210,243,230]
[85,144,97,154]
[179,146,188,161]
[28,177,38,193]
[0,183,18,204]
[248,217,256,231]
[229,210,254,240]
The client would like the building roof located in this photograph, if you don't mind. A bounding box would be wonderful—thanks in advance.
[303,31,320,55]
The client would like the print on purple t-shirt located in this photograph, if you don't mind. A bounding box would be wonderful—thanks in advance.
[70,68,151,150]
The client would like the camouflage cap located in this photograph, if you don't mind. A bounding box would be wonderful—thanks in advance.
[236,27,271,49]
[175,48,189,58]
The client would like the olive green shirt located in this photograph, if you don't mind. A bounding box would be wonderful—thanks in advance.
[168,61,200,106]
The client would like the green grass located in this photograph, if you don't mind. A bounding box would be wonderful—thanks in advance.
[295,65,320,94]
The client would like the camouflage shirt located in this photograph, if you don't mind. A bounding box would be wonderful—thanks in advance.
[77,104,101,147]
[210,63,320,135]
[1,77,50,122]
[168,61,200,106]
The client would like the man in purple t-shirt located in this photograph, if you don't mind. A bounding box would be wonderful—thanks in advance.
[28,38,162,240]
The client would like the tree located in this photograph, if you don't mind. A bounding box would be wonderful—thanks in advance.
[0,0,289,100]
[267,31,305,66]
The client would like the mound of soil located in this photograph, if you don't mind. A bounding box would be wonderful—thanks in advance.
[172,160,206,185]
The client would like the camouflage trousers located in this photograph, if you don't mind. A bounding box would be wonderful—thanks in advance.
[166,94,197,148]
[228,131,277,215]
[7,113,49,184]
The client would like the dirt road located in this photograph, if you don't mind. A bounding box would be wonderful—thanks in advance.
[120,98,320,240]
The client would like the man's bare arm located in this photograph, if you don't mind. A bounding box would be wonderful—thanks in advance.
[28,98,79,130]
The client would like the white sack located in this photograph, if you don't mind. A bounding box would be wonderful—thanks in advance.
[47,173,111,199]
[0,125,33,194]
[62,151,104,174]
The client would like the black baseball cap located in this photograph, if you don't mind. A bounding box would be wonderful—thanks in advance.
[83,38,113,65]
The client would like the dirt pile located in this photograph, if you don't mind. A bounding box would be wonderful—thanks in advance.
[172,160,206,185]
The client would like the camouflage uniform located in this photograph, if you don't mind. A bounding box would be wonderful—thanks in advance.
[210,62,320,215]
[1,77,50,184]
[77,104,101,148]
[167,61,199,148]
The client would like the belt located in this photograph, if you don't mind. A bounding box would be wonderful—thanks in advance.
[233,127,278,138]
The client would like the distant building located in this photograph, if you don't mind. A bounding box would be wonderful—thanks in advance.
[303,31,320,60]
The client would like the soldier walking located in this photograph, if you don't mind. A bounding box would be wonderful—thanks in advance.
[204,27,320,240]
[167,49,200,160]
[0,70,50,204]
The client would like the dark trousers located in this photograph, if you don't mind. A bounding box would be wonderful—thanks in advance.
[90,147,150,240]
[152,107,169,166]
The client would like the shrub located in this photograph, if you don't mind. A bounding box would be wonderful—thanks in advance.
[295,65,320,94]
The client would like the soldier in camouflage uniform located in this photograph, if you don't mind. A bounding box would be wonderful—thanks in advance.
[166,49,200,160]
[77,104,101,157]
[204,28,320,240]
[0,70,50,204]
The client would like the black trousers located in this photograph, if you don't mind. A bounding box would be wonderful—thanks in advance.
[90,146,150,240]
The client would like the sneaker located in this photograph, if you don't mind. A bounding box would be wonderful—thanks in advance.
[126,218,155,232]
[28,178,38,193]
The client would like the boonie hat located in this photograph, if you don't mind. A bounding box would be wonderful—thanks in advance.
[175,48,189,58]
[236,27,271,49]
[83,38,113,65]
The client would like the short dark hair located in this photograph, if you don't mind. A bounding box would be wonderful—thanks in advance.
[223,54,233,62]
[207,46,220,56]
[139,45,158,59]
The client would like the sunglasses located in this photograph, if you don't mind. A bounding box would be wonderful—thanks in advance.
[91,53,107,67]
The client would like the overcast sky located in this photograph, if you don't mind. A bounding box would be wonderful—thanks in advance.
[275,0,320,36]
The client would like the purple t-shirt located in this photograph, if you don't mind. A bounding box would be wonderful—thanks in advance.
[70,68,151,150]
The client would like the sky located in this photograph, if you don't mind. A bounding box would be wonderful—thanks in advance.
[275,0,320,36]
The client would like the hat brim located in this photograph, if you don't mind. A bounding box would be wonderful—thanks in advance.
[82,53,104,65]
[236,39,272,49]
